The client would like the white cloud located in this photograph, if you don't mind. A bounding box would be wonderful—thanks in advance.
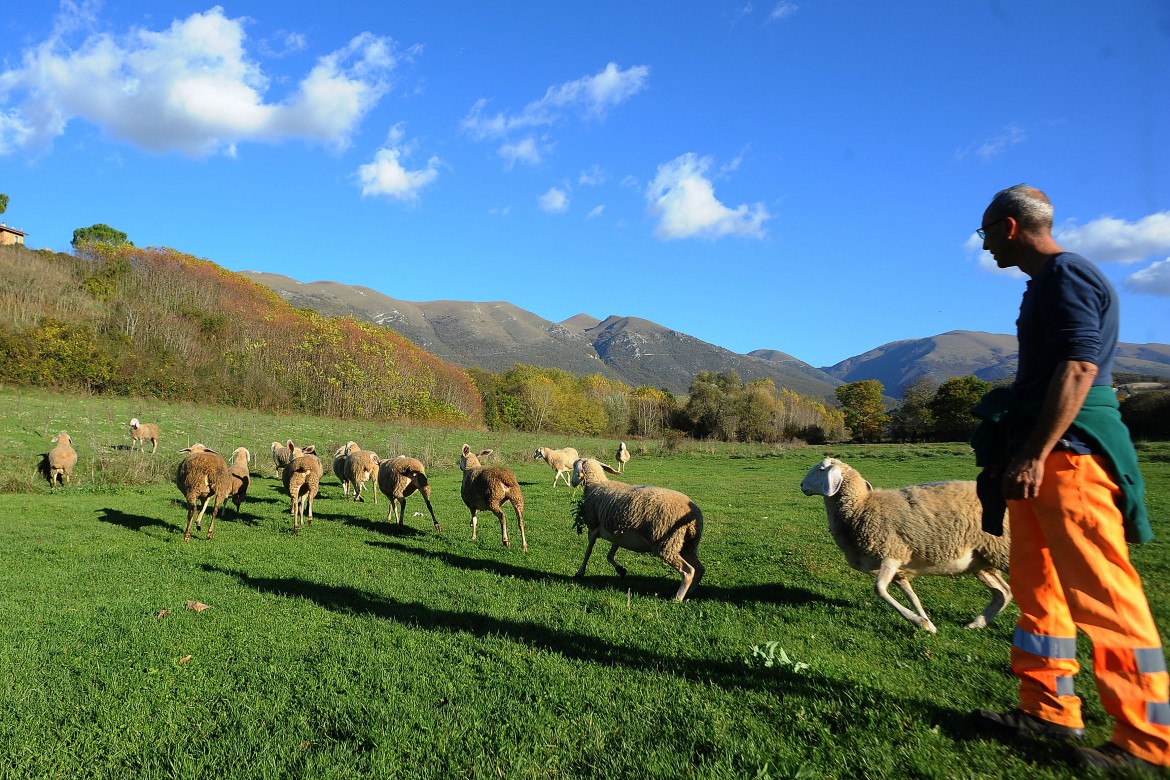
[1055,212,1170,264]
[587,205,605,219]
[497,136,547,168]
[538,187,569,213]
[646,153,769,240]
[356,124,440,203]
[462,62,649,161]
[1123,259,1170,296]
[955,123,1027,162]
[768,3,799,22]
[0,8,395,157]
[578,164,607,186]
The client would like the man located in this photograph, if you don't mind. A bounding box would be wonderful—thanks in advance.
[969,184,1168,773]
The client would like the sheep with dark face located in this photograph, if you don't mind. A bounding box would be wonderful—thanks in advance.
[800,457,1012,633]
[459,445,526,551]
[377,455,439,532]
[175,444,232,542]
[570,458,704,602]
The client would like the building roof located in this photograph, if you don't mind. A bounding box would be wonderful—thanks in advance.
[0,223,28,236]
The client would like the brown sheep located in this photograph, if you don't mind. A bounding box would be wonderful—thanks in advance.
[175,444,232,542]
[459,444,526,551]
[282,444,322,535]
[377,455,440,531]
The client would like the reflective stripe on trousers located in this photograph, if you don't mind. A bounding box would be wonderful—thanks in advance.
[1007,451,1169,766]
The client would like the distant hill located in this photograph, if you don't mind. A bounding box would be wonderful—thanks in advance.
[814,330,1170,396]
[243,272,842,398]
[240,274,1170,401]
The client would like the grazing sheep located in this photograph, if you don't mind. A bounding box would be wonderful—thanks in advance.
[226,447,251,517]
[616,441,631,473]
[129,417,159,454]
[459,444,526,551]
[570,458,705,602]
[343,448,381,503]
[533,446,579,488]
[282,444,322,535]
[271,440,303,477]
[332,441,360,497]
[175,444,232,542]
[377,455,440,531]
[47,432,78,492]
[800,457,1012,633]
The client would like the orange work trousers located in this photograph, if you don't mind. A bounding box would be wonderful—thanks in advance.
[1007,450,1169,766]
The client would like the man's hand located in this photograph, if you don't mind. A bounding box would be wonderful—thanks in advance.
[1003,457,1045,501]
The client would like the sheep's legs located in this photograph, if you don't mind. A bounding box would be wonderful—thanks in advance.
[966,568,1012,629]
[421,495,440,532]
[470,510,478,541]
[682,546,705,590]
[662,550,700,601]
[606,542,628,578]
[491,507,527,550]
[206,500,220,540]
[575,530,600,578]
[875,560,938,634]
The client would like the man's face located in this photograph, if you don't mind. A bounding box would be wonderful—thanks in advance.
[980,207,1013,269]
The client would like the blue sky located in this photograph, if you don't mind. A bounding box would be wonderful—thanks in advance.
[2,1,1168,370]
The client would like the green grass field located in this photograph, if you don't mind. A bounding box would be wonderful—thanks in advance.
[1,387,1167,779]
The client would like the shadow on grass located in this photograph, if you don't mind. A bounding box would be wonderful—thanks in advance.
[366,539,845,608]
[342,516,429,537]
[198,562,960,729]
[97,507,173,532]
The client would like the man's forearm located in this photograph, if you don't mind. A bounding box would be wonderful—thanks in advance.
[1018,359,1099,462]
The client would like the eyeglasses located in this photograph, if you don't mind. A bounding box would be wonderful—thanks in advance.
[976,216,1007,239]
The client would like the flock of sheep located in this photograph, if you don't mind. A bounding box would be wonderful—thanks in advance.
[41,421,1015,629]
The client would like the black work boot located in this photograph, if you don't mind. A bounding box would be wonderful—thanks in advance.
[971,708,1086,742]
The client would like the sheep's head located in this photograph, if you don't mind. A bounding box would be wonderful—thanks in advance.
[52,432,72,445]
[801,458,863,497]
[460,444,491,471]
[570,458,618,488]
[130,418,140,430]
[532,448,545,460]
[231,447,251,465]
[179,444,218,456]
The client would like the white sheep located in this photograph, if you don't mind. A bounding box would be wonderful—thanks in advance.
[226,447,251,517]
[570,458,705,602]
[129,417,159,454]
[332,441,360,497]
[271,439,303,477]
[377,455,440,532]
[282,444,322,535]
[175,444,232,542]
[343,448,381,503]
[532,446,579,488]
[47,432,78,492]
[800,457,1012,633]
[616,441,631,473]
[459,444,526,551]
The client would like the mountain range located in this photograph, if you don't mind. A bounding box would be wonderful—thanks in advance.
[241,272,1170,399]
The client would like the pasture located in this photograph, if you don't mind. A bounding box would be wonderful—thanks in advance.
[1,387,1167,779]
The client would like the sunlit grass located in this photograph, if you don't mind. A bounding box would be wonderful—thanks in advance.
[1,387,1167,779]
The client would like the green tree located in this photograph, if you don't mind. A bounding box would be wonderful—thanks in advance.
[72,223,133,249]
[929,375,992,441]
[888,375,938,442]
[0,193,8,215]
[835,379,889,442]
[683,370,740,440]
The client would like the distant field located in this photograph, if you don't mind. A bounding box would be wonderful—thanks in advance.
[2,387,1167,779]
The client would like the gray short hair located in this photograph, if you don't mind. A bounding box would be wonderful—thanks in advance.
[989,184,1054,232]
